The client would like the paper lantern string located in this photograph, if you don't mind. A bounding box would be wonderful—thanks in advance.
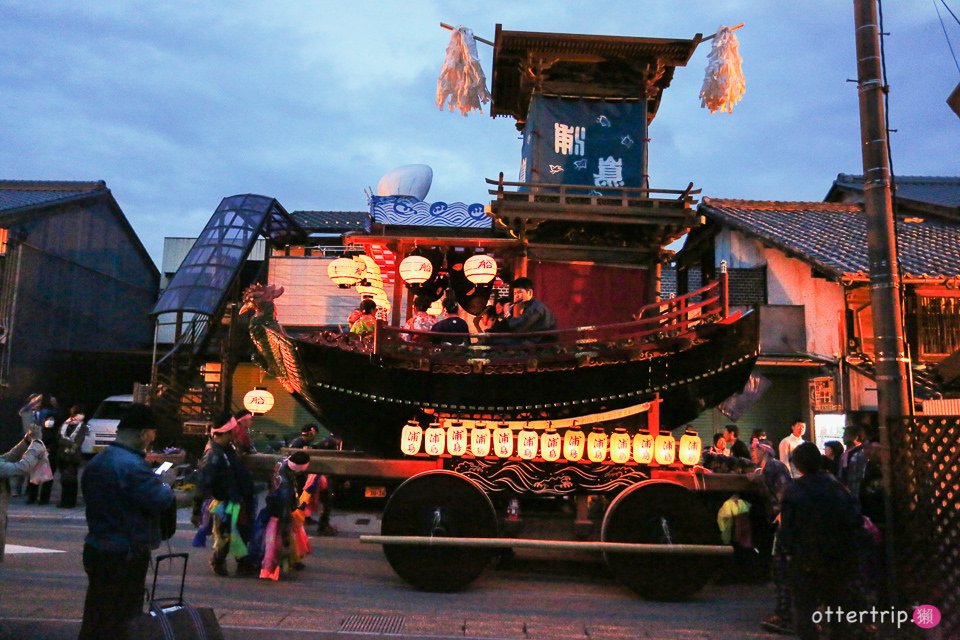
[699,24,746,114]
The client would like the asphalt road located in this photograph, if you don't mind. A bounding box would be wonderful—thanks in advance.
[0,501,780,640]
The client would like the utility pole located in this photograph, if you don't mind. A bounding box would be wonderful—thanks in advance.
[853,0,912,603]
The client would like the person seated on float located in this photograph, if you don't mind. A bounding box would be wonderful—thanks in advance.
[349,299,378,336]
[475,306,514,346]
[506,277,556,341]
[494,295,512,321]
[430,295,469,345]
[347,294,375,328]
[403,296,435,342]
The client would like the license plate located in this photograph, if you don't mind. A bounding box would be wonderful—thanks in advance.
[364,486,386,498]
[92,445,106,453]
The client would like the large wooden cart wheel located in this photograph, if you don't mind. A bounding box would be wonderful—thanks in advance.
[601,480,720,600]
[381,470,498,592]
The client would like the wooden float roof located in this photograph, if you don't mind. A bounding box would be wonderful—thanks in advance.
[490,25,702,126]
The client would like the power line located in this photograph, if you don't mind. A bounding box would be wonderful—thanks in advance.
[934,0,960,74]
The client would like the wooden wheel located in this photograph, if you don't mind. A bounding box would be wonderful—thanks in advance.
[381,470,498,592]
[601,481,720,600]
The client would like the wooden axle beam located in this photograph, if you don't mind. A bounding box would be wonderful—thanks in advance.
[361,535,732,555]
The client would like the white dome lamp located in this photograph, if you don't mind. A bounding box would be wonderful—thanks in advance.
[376,164,434,201]
[399,255,434,285]
[463,254,498,284]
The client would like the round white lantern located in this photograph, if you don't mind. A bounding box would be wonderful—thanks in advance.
[328,257,362,288]
[633,429,654,464]
[493,423,514,458]
[678,429,702,466]
[463,254,498,284]
[399,255,434,285]
[446,421,468,456]
[470,422,491,457]
[354,254,380,276]
[517,425,538,460]
[356,281,384,298]
[609,427,632,464]
[540,426,562,462]
[587,427,609,463]
[563,425,585,462]
[243,387,275,414]
[654,433,676,465]
[373,292,391,310]
[400,420,423,455]
[424,422,445,456]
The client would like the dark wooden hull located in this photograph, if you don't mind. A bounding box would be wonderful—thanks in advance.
[259,310,759,457]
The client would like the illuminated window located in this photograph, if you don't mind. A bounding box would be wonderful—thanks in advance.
[0,228,7,255]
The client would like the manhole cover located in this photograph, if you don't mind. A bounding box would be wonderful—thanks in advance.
[340,614,404,634]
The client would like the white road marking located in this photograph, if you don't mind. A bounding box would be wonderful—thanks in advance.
[4,544,65,554]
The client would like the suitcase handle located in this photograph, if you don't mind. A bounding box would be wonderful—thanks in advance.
[150,552,189,607]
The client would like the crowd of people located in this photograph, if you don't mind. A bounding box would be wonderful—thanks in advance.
[0,380,892,639]
[3,394,92,509]
[701,419,885,638]
[348,276,557,344]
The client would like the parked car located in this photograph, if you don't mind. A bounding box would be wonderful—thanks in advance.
[81,394,134,456]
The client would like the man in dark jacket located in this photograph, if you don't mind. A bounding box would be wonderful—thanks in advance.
[723,424,751,460]
[200,412,256,576]
[79,404,175,640]
[506,277,556,336]
[780,441,864,640]
[752,440,795,635]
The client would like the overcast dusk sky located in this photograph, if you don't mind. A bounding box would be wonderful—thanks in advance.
[2,1,958,265]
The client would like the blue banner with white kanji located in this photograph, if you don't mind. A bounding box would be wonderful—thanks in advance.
[519,96,647,191]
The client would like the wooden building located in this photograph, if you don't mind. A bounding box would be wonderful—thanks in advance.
[0,180,159,447]
[676,175,960,445]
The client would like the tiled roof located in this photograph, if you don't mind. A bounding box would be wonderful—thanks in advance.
[699,198,960,282]
[830,174,960,210]
[290,210,369,232]
[0,180,106,212]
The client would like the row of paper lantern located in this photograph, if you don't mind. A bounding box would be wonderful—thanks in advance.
[327,255,391,310]
[400,421,702,466]
[327,254,498,288]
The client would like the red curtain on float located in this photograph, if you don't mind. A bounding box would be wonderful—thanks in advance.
[527,262,650,329]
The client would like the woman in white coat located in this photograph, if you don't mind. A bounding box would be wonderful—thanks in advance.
[0,426,45,561]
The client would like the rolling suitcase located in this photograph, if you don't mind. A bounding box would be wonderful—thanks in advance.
[127,552,224,640]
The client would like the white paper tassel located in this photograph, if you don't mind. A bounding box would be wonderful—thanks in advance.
[699,26,746,114]
[436,26,491,117]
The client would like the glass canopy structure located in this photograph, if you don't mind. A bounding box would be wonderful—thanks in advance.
[152,194,304,317]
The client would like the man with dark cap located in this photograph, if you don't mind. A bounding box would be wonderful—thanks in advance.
[780,442,864,640]
[79,403,175,640]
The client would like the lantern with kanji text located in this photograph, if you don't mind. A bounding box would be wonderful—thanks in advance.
[446,421,468,456]
[633,429,654,464]
[609,427,632,464]
[470,422,491,457]
[493,423,513,458]
[424,422,445,456]
[327,257,363,288]
[563,424,585,462]
[400,420,423,455]
[654,433,676,465]
[242,387,275,415]
[463,254,498,284]
[587,426,609,462]
[398,255,433,285]
[517,425,538,460]
[540,425,562,461]
[678,429,702,466]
